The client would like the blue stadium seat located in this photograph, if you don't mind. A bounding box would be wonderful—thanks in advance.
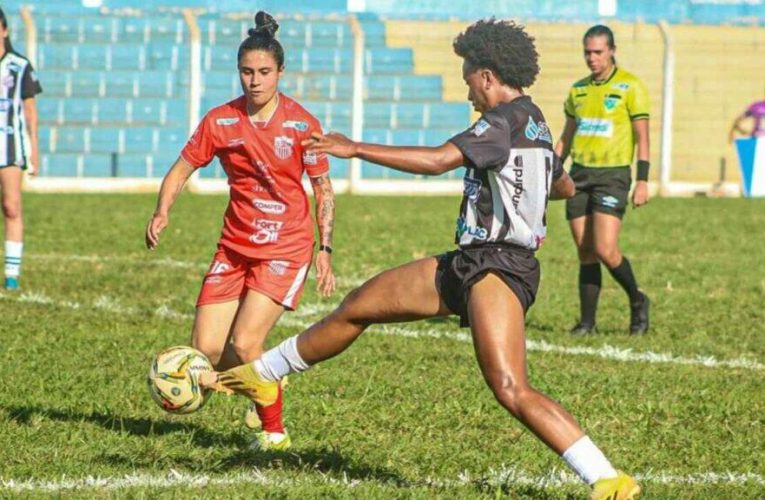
[63,98,95,124]
[97,100,129,124]
[89,128,122,154]
[328,158,349,179]
[365,48,413,74]
[365,75,443,101]
[123,127,157,153]
[82,154,114,177]
[115,153,150,177]
[55,128,86,153]
[36,98,63,125]
[429,103,471,127]
[147,43,188,71]
[40,16,82,44]
[42,153,81,177]
[38,128,53,153]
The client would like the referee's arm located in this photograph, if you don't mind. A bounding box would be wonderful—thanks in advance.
[554,116,577,163]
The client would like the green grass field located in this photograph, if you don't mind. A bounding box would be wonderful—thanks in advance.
[1,193,764,498]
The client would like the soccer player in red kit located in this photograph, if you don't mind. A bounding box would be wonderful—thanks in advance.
[145,11,336,450]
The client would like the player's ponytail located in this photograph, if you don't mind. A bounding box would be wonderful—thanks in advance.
[584,24,616,66]
[0,8,14,54]
[238,10,284,68]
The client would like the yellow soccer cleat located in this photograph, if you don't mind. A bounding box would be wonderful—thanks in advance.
[590,471,641,500]
[250,430,291,451]
[216,363,279,407]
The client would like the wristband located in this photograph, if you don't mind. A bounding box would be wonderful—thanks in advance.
[319,245,333,254]
[636,160,650,181]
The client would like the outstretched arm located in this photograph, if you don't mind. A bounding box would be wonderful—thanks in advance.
[145,157,196,249]
[303,132,464,175]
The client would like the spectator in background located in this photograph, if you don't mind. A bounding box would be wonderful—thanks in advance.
[729,99,765,142]
[0,8,42,290]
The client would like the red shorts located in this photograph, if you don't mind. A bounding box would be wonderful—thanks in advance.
[196,245,313,310]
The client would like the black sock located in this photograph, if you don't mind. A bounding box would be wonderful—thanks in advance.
[607,257,641,303]
[578,263,601,326]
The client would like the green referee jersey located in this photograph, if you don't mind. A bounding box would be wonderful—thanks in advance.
[564,67,649,168]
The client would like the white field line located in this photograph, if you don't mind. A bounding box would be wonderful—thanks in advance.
[27,253,370,288]
[1,467,763,493]
[2,290,763,372]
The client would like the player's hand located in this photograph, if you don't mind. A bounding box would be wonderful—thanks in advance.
[314,250,336,297]
[302,132,357,159]
[145,213,169,250]
[27,150,39,177]
[632,181,649,208]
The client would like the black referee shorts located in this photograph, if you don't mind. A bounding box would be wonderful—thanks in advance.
[565,164,632,220]
[435,243,540,328]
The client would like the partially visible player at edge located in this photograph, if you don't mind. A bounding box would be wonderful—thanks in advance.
[0,8,42,291]
[202,19,639,500]
[555,25,651,336]
[145,11,336,451]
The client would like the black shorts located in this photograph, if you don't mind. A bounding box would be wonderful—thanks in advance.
[435,243,540,328]
[565,164,632,220]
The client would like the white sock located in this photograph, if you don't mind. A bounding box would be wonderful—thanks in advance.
[561,435,618,485]
[4,241,23,278]
[254,335,310,382]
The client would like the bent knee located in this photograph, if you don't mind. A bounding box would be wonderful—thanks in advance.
[594,246,620,267]
[2,201,21,220]
[486,375,533,416]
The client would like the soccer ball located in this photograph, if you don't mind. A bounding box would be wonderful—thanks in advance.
[148,346,213,414]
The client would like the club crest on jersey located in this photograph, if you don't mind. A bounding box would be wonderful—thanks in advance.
[524,116,552,143]
[216,117,239,126]
[472,119,491,136]
[274,136,294,159]
[463,177,482,201]
[603,95,621,112]
[268,260,289,276]
[283,120,309,131]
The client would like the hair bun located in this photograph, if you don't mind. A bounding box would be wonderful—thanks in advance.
[249,11,279,38]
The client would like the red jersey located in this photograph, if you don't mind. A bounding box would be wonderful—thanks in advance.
[181,93,329,259]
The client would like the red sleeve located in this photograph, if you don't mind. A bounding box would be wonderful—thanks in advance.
[301,117,330,177]
[180,113,217,168]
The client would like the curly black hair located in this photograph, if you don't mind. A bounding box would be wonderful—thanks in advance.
[453,19,539,89]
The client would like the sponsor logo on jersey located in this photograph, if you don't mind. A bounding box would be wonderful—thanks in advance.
[250,219,284,244]
[216,117,240,126]
[283,120,309,131]
[227,138,245,147]
[600,195,619,208]
[253,199,286,214]
[612,82,630,91]
[524,116,553,143]
[472,119,491,136]
[456,216,488,241]
[576,118,614,138]
[274,136,294,159]
[268,260,289,276]
[463,177,482,201]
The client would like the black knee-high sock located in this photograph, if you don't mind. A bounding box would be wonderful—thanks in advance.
[579,263,601,326]
[607,257,641,303]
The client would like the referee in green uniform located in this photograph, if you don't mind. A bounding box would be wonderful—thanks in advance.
[555,25,650,335]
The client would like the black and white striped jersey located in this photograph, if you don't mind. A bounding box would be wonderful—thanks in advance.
[449,96,563,251]
[0,51,42,168]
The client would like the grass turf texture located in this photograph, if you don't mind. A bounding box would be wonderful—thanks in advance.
[1,193,764,498]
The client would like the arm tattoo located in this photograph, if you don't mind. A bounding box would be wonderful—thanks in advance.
[311,174,335,247]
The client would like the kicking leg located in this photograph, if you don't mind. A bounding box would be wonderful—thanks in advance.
[468,272,621,488]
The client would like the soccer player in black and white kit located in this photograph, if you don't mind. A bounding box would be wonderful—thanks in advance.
[0,8,42,290]
[204,19,640,499]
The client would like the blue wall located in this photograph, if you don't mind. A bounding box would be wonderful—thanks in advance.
[2,0,764,24]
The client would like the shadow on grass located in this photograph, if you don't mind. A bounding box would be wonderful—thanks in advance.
[3,404,247,448]
[3,404,407,485]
